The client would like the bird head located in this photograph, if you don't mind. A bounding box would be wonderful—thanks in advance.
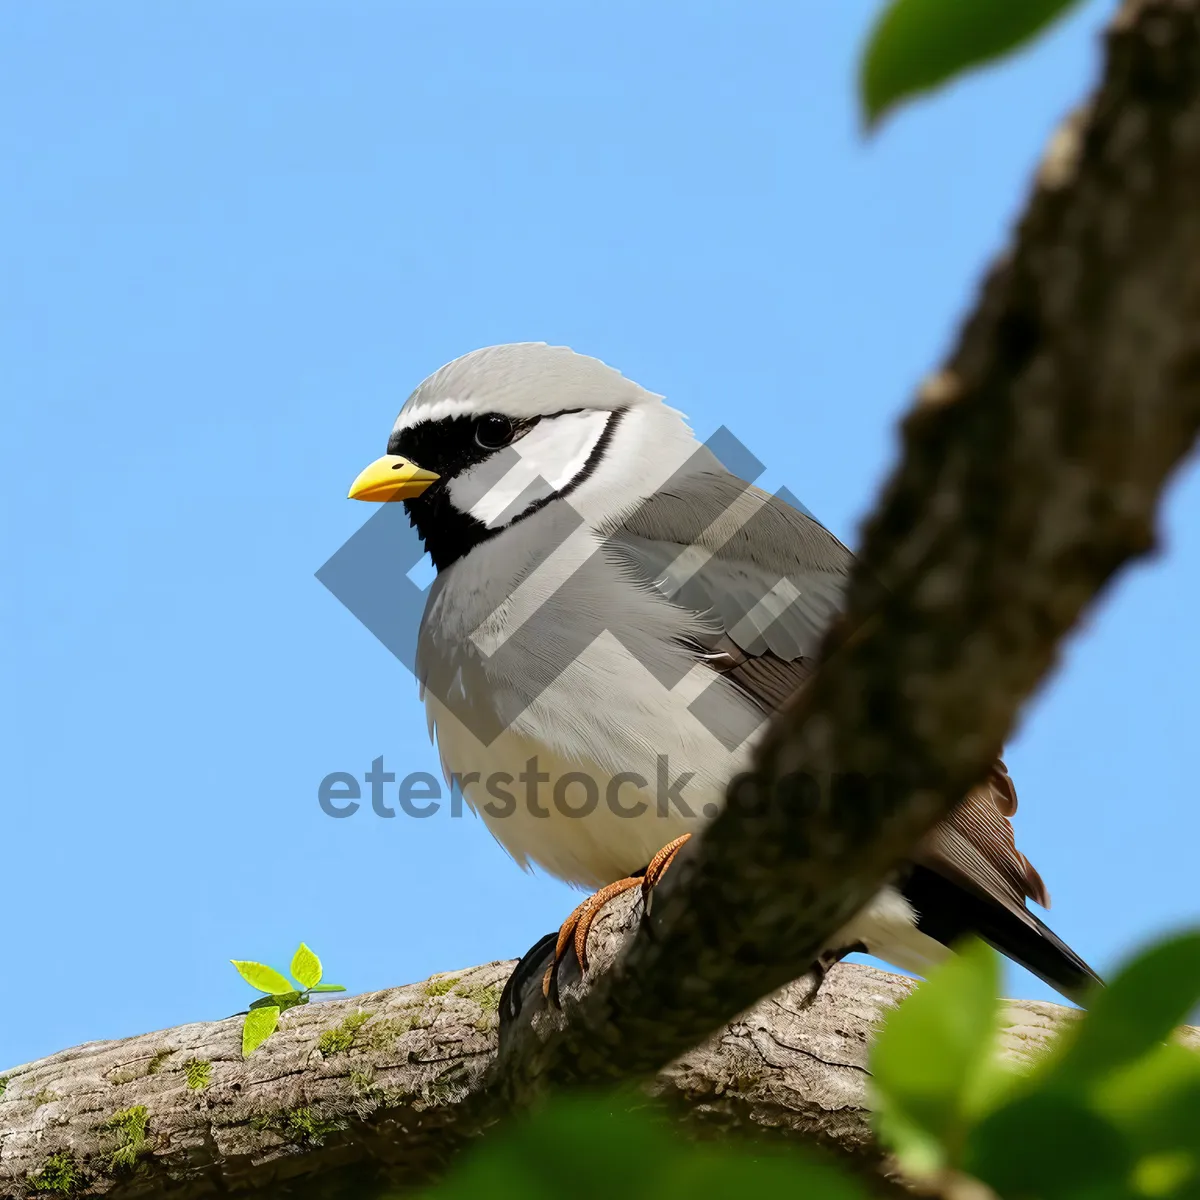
[347,343,697,571]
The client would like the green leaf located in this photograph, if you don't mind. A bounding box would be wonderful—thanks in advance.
[869,939,1000,1171]
[871,1105,945,1178]
[1093,1041,1200,1160]
[309,984,346,993]
[1055,931,1200,1088]
[666,1148,867,1199]
[423,1091,868,1199]
[427,1096,665,1199]
[291,943,323,990]
[1132,1149,1199,1199]
[242,1006,279,1057]
[860,0,1085,129]
[964,1092,1133,1199]
[231,960,295,995]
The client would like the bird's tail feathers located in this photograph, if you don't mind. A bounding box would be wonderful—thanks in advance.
[901,865,1102,1006]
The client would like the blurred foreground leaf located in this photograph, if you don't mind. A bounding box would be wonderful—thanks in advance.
[861,0,1085,128]
[962,932,1200,1199]
[418,1094,867,1200]
[1053,933,1200,1088]
[870,939,1005,1173]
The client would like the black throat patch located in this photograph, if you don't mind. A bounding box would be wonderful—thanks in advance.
[390,408,624,572]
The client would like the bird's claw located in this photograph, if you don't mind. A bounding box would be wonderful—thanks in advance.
[499,835,699,1036]
[509,835,697,1018]
[541,875,644,1006]
[638,833,692,918]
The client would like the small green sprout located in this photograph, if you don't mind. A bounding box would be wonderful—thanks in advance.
[231,942,347,1057]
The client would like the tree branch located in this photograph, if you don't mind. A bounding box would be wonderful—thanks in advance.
[9,894,1192,1198]
[492,0,1200,1099]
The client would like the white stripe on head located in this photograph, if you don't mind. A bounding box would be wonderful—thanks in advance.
[392,395,481,436]
[447,409,613,529]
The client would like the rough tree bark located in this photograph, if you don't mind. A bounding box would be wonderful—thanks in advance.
[6,894,1196,1199]
[5,0,1200,1195]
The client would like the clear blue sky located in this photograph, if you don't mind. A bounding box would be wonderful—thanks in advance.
[5,0,1196,1071]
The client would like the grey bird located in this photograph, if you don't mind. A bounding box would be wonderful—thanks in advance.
[347,342,1100,1008]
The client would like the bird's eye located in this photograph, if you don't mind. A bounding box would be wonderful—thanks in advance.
[474,414,516,450]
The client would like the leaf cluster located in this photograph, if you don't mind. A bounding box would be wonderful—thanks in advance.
[871,934,1200,1200]
[231,943,346,1056]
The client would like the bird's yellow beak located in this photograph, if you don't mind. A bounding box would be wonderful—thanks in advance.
[347,455,440,502]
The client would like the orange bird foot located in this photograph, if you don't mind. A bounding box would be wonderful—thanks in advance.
[542,834,694,1006]
[639,833,691,913]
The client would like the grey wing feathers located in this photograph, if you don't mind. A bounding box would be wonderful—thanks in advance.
[603,463,1055,922]
[603,468,851,661]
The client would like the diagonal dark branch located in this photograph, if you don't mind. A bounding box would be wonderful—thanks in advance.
[491,0,1200,1098]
